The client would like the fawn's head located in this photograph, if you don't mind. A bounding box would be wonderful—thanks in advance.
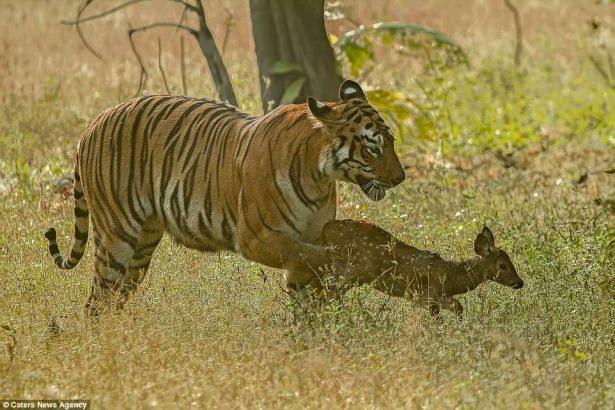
[474,227,524,289]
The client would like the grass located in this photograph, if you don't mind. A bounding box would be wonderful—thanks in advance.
[0,0,614,408]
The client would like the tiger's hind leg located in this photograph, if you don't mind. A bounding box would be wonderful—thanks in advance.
[117,217,165,308]
[84,227,137,317]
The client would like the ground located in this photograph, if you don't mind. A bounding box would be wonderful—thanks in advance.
[0,1,613,408]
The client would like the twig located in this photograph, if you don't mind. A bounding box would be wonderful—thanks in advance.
[61,0,198,25]
[74,0,102,59]
[127,22,199,97]
[62,0,198,60]
[176,4,189,32]
[157,37,172,94]
[180,36,188,95]
[129,22,198,37]
[589,55,614,88]
[503,0,523,66]
[128,24,148,96]
[220,7,235,55]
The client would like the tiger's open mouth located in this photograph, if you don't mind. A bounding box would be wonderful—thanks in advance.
[356,175,388,201]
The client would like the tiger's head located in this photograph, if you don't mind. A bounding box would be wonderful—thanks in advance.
[307,80,406,201]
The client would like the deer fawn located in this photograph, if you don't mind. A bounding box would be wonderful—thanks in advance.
[321,220,524,318]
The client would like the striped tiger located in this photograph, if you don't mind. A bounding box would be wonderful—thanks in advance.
[44,80,405,316]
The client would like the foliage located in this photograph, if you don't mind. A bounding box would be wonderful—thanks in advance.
[335,22,468,78]
[268,61,307,105]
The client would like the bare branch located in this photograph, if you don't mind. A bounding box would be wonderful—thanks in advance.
[74,0,103,59]
[127,22,198,96]
[129,22,198,38]
[220,7,235,55]
[176,4,189,32]
[589,55,614,88]
[61,0,198,25]
[503,0,523,66]
[192,0,238,106]
[157,37,172,94]
[62,0,198,60]
[128,25,148,97]
[180,36,188,95]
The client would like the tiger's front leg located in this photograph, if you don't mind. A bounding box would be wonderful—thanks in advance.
[238,227,330,289]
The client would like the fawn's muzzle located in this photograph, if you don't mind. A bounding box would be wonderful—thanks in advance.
[510,280,524,289]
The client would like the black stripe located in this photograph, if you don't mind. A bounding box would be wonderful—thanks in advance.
[70,250,83,260]
[221,213,234,247]
[287,112,307,129]
[108,259,127,274]
[75,226,88,242]
[341,103,359,114]
[49,244,60,255]
[74,207,89,218]
[289,150,317,209]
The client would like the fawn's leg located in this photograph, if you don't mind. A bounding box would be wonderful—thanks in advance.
[439,296,463,318]
[415,294,442,322]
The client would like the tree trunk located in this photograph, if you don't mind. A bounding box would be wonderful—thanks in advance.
[249,0,342,112]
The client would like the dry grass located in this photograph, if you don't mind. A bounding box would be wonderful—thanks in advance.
[1,1,614,409]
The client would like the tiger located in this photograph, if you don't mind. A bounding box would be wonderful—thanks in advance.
[44,80,406,316]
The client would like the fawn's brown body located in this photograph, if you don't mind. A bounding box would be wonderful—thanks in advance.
[322,220,523,317]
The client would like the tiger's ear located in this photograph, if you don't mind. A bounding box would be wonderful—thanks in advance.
[307,96,338,124]
[339,80,367,102]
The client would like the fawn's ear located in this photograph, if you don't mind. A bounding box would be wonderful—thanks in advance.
[474,227,495,257]
[339,80,367,102]
[481,226,495,247]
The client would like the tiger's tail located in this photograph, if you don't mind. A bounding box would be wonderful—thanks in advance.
[45,169,89,270]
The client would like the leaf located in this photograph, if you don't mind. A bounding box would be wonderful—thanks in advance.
[269,61,304,75]
[366,89,413,123]
[340,42,373,77]
[279,77,306,105]
[1,324,15,334]
[336,21,469,72]
[329,33,339,45]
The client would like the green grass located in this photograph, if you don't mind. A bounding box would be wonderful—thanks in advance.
[1,1,614,408]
